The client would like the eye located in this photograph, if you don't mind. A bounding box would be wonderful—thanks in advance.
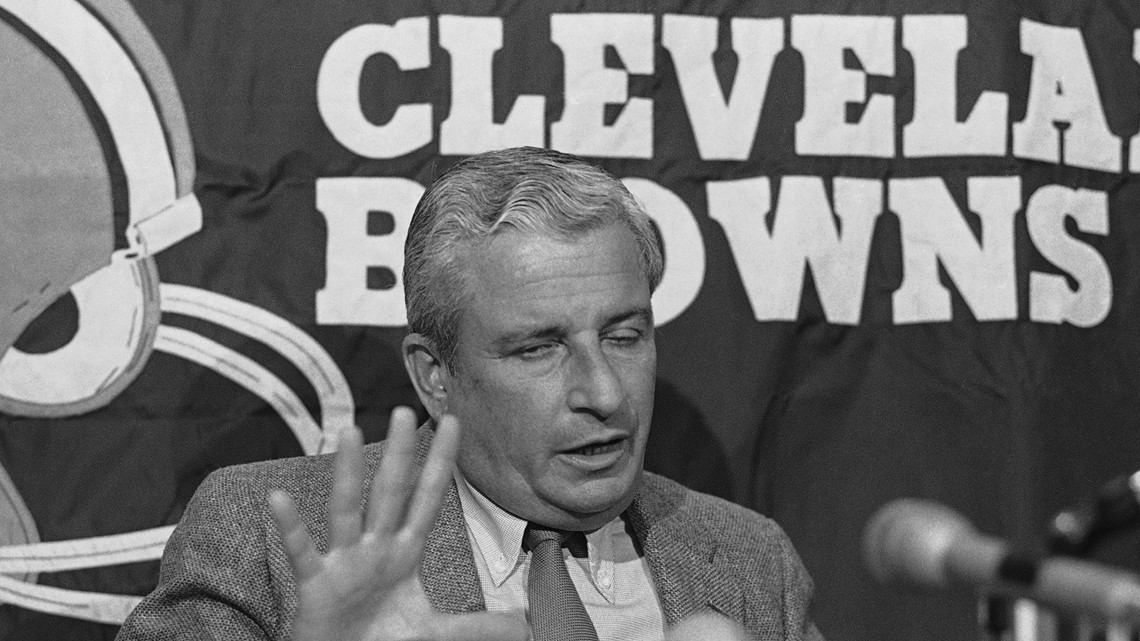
[515,342,558,360]
[604,328,643,346]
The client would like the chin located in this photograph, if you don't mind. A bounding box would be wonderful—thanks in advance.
[560,476,639,521]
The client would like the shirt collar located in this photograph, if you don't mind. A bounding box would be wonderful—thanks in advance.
[454,472,618,601]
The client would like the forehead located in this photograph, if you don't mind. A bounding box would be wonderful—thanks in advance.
[458,225,650,334]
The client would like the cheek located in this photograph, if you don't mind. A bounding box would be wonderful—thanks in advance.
[484,367,567,411]
[618,356,656,402]
[459,378,552,448]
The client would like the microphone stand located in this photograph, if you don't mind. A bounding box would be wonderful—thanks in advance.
[981,472,1140,641]
[1042,473,1140,641]
[978,593,1014,641]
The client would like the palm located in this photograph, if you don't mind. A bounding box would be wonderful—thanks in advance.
[269,410,528,641]
[290,536,434,640]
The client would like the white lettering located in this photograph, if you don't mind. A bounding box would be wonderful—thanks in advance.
[438,16,544,154]
[1013,20,1121,172]
[891,177,1019,323]
[793,15,895,158]
[623,179,705,325]
[1131,30,1140,172]
[550,13,654,158]
[662,15,784,160]
[317,18,432,159]
[1027,185,1111,327]
[902,15,1008,157]
[315,177,424,326]
[708,176,881,323]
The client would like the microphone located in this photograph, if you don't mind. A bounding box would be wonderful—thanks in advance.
[863,498,1140,623]
[1050,471,1140,555]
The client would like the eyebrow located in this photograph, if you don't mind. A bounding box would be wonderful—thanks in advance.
[604,307,654,330]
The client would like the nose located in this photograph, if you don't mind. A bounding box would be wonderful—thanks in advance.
[566,343,624,420]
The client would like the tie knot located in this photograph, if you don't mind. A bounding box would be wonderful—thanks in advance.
[524,525,589,558]
[523,525,570,550]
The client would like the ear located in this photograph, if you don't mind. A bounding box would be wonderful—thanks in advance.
[402,333,451,420]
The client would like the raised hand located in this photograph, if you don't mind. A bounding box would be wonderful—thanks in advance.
[268,408,529,641]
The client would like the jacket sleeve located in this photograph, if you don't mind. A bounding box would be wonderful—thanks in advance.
[774,526,824,641]
[116,465,294,641]
[723,507,823,641]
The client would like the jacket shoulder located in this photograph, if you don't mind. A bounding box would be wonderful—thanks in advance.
[637,471,787,545]
[117,444,384,641]
[635,472,820,640]
[196,450,338,510]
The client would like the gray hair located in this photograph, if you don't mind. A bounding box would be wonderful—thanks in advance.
[403,146,663,369]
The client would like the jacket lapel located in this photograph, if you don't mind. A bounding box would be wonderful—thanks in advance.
[402,431,741,620]
[627,473,745,626]
[413,426,486,614]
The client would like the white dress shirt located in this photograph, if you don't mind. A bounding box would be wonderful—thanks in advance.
[454,474,666,641]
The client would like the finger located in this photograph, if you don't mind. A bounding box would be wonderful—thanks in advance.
[431,610,530,641]
[403,413,462,541]
[268,490,323,581]
[364,406,419,534]
[327,425,365,549]
[665,611,752,641]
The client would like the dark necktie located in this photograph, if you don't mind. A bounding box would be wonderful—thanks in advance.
[523,525,600,641]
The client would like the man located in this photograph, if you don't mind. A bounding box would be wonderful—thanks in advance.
[117,147,822,640]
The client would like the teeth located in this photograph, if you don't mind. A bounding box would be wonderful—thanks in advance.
[574,440,621,456]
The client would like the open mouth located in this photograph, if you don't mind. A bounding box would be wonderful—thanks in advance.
[567,437,626,457]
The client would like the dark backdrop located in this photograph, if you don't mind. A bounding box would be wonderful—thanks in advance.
[2,0,1140,639]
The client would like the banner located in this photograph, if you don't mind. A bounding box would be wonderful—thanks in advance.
[3,0,1140,638]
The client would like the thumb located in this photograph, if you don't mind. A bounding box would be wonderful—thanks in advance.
[432,611,530,641]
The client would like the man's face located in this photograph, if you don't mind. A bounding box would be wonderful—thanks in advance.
[444,223,656,531]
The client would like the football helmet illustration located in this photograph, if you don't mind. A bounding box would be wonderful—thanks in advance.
[0,0,353,624]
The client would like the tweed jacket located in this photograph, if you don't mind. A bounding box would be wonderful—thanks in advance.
[118,428,823,640]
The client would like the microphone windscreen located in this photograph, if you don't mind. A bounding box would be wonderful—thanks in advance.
[862,498,975,589]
